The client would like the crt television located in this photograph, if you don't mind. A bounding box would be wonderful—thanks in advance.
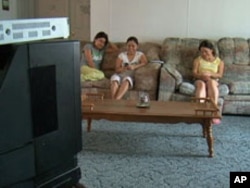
[0,40,82,187]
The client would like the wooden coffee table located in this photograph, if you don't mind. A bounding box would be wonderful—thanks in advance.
[82,95,221,157]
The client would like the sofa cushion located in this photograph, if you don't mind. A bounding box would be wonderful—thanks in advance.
[229,81,250,94]
[223,95,250,115]
[81,78,110,89]
[178,82,229,97]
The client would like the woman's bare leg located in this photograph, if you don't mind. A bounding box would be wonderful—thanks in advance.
[195,80,207,101]
[115,80,130,100]
[206,79,221,124]
[206,79,219,104]
[110,81,119,99]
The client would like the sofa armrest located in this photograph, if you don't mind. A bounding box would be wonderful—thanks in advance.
[158,67,176,101]
[134,62,161,92]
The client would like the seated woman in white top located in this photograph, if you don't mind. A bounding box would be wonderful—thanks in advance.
[110,36,148,100]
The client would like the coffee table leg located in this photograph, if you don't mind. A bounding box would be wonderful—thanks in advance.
[202,124,207,138]
[204,120,214,157]
[87,118,92,132]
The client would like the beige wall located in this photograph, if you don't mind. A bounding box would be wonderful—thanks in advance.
[0,0,34,20]
[2,0,250,43]
[0,0,18,20]
[91,0,250,43]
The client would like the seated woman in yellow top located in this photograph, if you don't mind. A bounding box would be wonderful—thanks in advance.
[192,40,224,124]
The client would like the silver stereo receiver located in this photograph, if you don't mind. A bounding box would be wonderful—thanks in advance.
[0,17,70,45]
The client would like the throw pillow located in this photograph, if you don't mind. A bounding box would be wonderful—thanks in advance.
[81,65,105,81]
[179,82,195,96]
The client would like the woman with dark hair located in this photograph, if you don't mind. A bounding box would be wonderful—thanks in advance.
[192,40,224,124]
[81,31,118,81]
[110,36,148,99]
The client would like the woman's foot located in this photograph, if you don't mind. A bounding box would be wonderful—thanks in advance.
[212,118,221,125]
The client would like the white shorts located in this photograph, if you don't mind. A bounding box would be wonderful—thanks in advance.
[110,73,133,88]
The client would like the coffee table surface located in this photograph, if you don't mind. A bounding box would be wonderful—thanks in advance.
[83,99,220,120]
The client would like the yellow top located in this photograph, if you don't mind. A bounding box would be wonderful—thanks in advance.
[198,56,221,73]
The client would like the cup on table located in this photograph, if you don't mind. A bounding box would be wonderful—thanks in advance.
[138,91,149,104]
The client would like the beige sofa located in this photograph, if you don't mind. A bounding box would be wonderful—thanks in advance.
[81,42,162,100]
[81,38,250,115]
[158,37,250,115]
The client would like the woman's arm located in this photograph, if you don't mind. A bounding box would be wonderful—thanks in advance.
[128,54,148,70]
[83,48,96,68]
[192,58,200,79]
[211,60,224,79]
[115,57,126,73]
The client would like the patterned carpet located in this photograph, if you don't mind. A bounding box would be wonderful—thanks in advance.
[78,115,250,188]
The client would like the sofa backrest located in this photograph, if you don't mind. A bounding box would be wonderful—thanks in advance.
[160,37,250,84]
[160,38,203,81]
[218,38,250,84]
